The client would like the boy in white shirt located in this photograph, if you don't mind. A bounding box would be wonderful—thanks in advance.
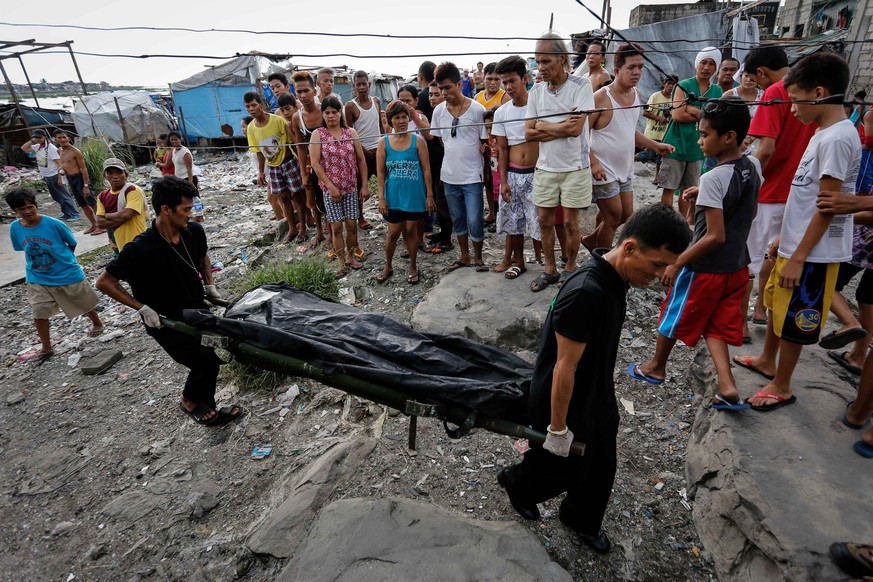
[733,52,861,411]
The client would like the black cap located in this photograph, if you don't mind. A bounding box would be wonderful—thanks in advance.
[31,129,48,137]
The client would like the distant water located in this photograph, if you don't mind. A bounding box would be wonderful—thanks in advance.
[3,97,75,110]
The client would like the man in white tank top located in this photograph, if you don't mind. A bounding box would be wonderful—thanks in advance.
[345,70,384,230]
[584,43,675,250]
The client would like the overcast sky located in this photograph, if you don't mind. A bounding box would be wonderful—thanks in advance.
[0,0,690,88]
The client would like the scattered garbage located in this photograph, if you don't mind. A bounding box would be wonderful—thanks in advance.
[250,445,273,460]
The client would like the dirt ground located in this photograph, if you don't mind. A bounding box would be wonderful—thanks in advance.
[0,154,715,581]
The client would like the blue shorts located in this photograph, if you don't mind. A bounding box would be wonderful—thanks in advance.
[444,182,485,242]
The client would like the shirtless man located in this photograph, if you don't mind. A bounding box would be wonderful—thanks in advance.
[345,70,383,231]
[54,130,104,235]
[491,55,541,280]
[585,41,613,92]
[291,71,329,248]
[584,43,674,251]
[473,61,485,93]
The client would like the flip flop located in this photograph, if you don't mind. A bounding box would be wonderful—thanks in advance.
[353,248,366,261]
[447,260,468,272]
[711,393,751,411]
[842,400,872,430]
[828,350,862,375]
[348,259,364,270]
[30,350,54,365]
[829,542,873,575]
[751,317,767,325]
[626,362,665,385]
[400,250,410,259]
[88,326,105,338]
[211,405,243,427]
[504,266,523,280]
[474,263,489,272]
[358,220,372,230]
[743,335,752,345]
[819,327,867,350]
[732,355,775,380]
[530,272,560,292]
[376,269,393,283]
[853,440,873,458]
[180,402,220,426]
[407,272,420,285]
[746,390,796,412]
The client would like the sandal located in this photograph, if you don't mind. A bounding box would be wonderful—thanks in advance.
[88,326,105,337]
[179,402,219,426]
[353,248,366,261]
[407,272,420,285]
[400,249,410,259]
[334,265,349,279]
[31,350,54,365]
[474,262,490,273]
[504,266,523,280]
[327,249,337,261]
[348,259,364,270]
[376,269,393,283]
[530,272,560,292]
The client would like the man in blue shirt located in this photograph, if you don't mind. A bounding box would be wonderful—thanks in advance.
[6,187,104,364]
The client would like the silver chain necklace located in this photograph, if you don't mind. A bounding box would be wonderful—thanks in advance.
[158,229,199,274]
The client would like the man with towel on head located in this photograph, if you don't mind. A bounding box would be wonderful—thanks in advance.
[658,46,723,222]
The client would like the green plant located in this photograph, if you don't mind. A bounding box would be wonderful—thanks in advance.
[223,360,290,392]
[13,179,47,194]
[80,138,113,191]
[232,255,340,300]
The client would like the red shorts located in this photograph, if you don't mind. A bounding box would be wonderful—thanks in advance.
[658,267,748,347]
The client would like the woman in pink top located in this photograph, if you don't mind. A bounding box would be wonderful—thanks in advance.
[310,97,370,278]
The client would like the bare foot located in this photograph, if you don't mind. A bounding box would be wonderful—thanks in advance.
[491,260,513,273]
[88,326,104,337]
[310,232,325,249]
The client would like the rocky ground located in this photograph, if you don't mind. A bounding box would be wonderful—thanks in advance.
[0,155,716,581]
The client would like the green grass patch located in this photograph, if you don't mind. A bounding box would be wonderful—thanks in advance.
[231,255,340,300]
[76,244,111,266]
[225,255,340,392]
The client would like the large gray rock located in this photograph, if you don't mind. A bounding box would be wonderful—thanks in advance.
[279,497,572,582]
[246,437,378,558]
[410,267,556,350]
[685,335,873,581]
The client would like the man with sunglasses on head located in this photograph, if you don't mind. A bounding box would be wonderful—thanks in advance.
[431,61,489,272]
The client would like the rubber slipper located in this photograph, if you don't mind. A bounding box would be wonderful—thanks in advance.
[504,266,523,280]
[743,335,752,345]
[530,272,560,292]
[210,405,243,427]
[407,272,420,285]
[358,220,372,230]
[829,542,873,575]
[557,270,574,288]
[853,441,873,458]
[89,228,107,236]
[732,355,775,380]
[400,250,410,259]
[842,400,871,430]
[474,263,489,272]
[711,393,751,411]
[819,327,867,350]
[179,402,220,426]
[828,350,862,375]
[88,326,105,338]
[31,350,54,365]
[376,270,393,283]
[447,260,468,272]
[348,259,364,270]
[747,390,796,412]
[353,248,366,261]
[751,317,767,325]
[626,362,664,385]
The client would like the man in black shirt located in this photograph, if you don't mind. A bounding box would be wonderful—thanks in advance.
[96,177,241,427]
[498,203,691,553]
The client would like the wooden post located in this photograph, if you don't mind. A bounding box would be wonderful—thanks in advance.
[0,59,30,133]
[178,105,191,148]
[17,55,39,108]
[113,96,136,165]
[66,43,88,96]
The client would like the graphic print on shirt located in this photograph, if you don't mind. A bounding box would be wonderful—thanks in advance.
[386,159,421,181]
[23,236,57,273]
[258,136,282,164]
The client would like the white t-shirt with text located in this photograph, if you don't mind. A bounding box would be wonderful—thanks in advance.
[779,119,861,263]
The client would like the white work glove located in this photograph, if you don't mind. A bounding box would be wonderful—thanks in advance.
[543,425,574,457]
[138,305,162,328]
[204,284,221,300]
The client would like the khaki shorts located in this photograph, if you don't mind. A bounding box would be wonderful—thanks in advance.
[533,168,592,209]
[27,280,99,319]
[658,158,702,192]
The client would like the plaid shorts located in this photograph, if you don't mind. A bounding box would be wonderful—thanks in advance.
[268,157,304,195]
[324,192,360,223]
